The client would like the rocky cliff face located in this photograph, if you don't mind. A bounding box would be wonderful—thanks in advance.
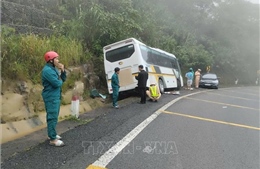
[0,63,109,143]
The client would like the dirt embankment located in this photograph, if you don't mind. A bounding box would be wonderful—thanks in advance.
[1,64,107,143]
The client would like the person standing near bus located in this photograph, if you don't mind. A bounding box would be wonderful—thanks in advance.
[135,65,148,104]
[111,67,120,108]
[195,69,201,88]
[185,68,194,90]
[42,51,66,147]
[188,67,194,87]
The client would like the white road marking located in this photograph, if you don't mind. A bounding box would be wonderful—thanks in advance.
[91,92,201,168]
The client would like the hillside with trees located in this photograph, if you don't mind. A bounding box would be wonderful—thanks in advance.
[2,0,259,86]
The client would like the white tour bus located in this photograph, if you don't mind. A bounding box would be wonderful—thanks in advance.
[103,38,183,94]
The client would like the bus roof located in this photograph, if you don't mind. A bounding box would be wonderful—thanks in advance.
[103,38,145,51]
[103,38,176,59]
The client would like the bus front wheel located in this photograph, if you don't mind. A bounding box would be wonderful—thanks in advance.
[159,79,165,94]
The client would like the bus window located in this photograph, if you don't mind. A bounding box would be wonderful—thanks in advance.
[147,49,155,64]
[106,44,135,62]
[140,45,148,62]
[171,59,178,69]
[162,55,171,68]
[151,50,162,66]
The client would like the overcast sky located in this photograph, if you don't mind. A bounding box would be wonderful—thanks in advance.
[247,0,260,4]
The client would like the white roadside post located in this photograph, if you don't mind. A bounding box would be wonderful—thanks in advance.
[71,94,79,118]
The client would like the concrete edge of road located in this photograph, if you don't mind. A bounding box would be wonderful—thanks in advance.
[1,98,111,145]
[86,91,204,169]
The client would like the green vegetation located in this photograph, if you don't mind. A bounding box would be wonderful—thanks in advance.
[66,115,94,125]
[62,71,82,93]
[1,26,87,84]
[1,0,259,86]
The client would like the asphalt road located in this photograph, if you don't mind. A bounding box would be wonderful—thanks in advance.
[1,86,259,169]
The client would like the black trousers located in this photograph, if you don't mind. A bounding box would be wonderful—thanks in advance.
[139,87,147,103]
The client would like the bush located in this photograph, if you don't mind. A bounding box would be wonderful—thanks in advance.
[1,25,88,84]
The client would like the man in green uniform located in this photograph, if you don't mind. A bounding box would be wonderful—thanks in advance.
[42,51,66,147]
[111,67,120,108]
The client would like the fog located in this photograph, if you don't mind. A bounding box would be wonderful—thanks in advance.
[247,0,260,4]
[157,0,259,83]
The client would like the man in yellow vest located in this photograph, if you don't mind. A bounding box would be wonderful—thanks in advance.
[146,82,161,102]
